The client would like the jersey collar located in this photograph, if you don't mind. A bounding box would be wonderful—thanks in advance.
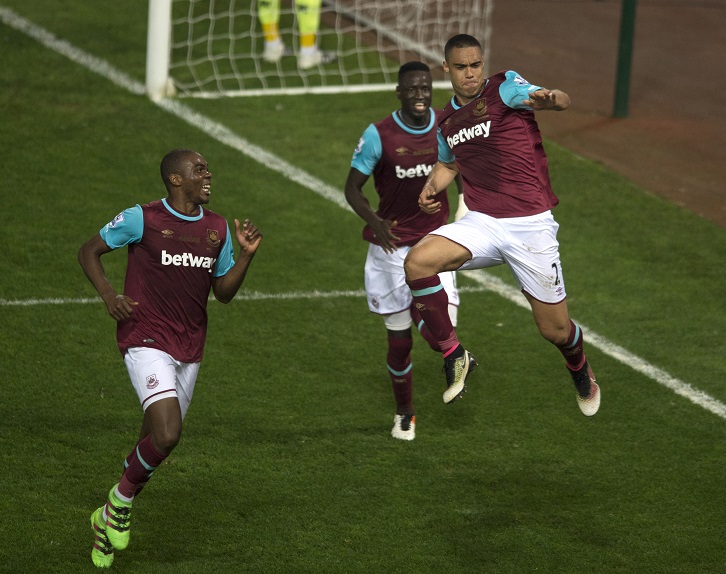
[162,197,204,221]
[450,79,489,110]
[392,108,435,134]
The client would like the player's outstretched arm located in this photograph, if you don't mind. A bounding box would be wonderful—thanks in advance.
[78,234,138,321]
[419,161,459,214]
[523,88,570,111]
[212,218,262,303]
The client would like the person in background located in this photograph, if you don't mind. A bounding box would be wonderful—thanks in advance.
[345,62,467,441]
[258,0,330,69]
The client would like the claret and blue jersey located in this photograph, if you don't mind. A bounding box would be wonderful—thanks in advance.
[99,198,235,363]
[101,198,235,276]
[437,70,559,218]
[351,108,450,247]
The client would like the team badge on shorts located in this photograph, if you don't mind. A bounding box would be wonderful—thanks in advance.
[146,374,160,389]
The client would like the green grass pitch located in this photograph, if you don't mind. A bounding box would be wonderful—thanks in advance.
[1,2,725,573]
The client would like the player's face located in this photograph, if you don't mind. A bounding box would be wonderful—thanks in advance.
[443,46,486,105]
[180,153,213,205]
[397,71,433,126]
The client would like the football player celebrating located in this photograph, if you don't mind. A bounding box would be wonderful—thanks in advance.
[404,34,600,416]
[79,149,262,567]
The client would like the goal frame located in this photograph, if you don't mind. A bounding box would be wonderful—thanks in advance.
[146,0,175,101]
[145,0,493,100]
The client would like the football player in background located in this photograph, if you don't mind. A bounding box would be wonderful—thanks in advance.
[344,62,467,441]
[78,149,262,567]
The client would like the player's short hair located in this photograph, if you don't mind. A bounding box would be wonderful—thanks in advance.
[160,149,196,186]
[398,61,430,83]
[444,34,482,61]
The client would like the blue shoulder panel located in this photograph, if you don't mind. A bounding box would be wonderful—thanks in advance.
[213,224,235,278]
[437,129,456,163]
[499,70,542,109]
[350,123,382,176]
[100,204,143,249]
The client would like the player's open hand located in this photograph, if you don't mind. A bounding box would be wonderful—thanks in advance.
[235,218,262,254]
[419,185,442,214]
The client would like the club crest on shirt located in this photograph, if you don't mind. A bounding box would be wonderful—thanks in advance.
[207,229,220,247]
[472,98,488,117]
[146,374,160,389]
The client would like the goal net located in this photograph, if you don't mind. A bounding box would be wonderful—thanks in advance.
[146,0,493,99]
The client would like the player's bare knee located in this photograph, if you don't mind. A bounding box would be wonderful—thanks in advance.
[404,245,439,280]
[153,427,182,453]
[403,249,423,280]
[538,323,570,346]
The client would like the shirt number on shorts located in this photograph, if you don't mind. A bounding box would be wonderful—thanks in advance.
[552,263,561,285]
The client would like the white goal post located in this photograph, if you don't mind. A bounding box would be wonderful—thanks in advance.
[146,0,493,100]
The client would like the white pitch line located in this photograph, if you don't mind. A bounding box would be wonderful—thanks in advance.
[0,291,366,307]
[0,285,490,307]
[463,270,726,420]
[155,98,353,212]
[0,297,103,307]
[0,7,145,96]
[0,7,351,213]
[3,7,724,420]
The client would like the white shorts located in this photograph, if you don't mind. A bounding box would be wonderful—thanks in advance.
[124,347,199,418]
[432,210,566,303]
[364,243,459,326]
